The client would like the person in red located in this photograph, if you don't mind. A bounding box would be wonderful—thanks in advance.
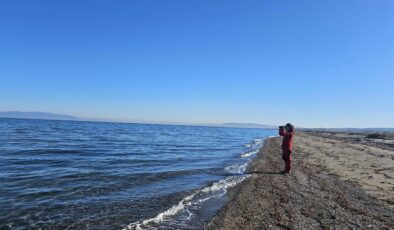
[279,123,295,174]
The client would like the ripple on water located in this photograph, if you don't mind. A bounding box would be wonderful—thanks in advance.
[0,118,275,229]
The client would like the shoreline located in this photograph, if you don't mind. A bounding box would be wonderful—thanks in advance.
[206,132,394,229]
[122,135,271,230]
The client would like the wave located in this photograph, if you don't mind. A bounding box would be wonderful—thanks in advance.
[240,149,259,158]
[253,138,263,143]
[224,162,248,174]
[122,135,269,230]
[13,149,82,155]
[123,175,249,230]
[244,138,265,148]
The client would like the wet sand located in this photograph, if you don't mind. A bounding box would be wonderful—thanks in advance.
[206,131,394,229]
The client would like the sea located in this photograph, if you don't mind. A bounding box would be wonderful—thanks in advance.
[0,118,276,230]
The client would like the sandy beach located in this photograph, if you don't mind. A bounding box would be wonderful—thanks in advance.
[206,131,394,229]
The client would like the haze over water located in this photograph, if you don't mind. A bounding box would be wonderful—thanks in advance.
[0,118,275,229]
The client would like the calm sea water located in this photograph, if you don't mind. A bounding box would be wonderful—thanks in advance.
[0,118,275,230]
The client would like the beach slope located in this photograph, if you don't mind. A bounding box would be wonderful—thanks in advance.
[206,132,394,229]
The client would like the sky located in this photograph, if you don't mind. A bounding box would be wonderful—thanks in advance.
[1,0,393,128]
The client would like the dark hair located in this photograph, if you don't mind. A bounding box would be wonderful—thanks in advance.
[285,123,294,132]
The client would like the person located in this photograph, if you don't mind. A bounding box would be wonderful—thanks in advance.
[279,123,295,174]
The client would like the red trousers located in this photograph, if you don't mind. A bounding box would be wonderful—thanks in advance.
[282,149,292,172]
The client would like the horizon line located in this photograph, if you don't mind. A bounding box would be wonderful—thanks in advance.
[0,111,393,130]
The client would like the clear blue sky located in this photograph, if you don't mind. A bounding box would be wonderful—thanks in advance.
[1,0,393,128]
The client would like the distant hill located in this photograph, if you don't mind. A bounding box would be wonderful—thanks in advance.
[0,112,279,129]
[301,127,394,133]
[0,111,80,121]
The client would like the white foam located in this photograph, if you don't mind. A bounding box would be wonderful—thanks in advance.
[240,149,259,158]
[123,175,249,230]
[201,176,248,193]
[225,161,249,174]
[136,194,194,229]
[123,136,271,230]
[253,138,263,143]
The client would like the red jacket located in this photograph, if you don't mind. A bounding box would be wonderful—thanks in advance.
[279,128,294,151]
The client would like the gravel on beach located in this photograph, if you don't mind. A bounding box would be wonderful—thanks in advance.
[206,132,394,230]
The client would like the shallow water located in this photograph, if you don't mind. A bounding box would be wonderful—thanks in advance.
[0,118,275,229]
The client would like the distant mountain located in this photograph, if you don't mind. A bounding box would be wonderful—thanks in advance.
[0,111,80,121]
[302,127,394,133]
[216,123,277,129]
[0,111,278,129]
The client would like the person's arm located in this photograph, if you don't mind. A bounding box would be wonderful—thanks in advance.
[279,127,293,137]
[279,127,286,136]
